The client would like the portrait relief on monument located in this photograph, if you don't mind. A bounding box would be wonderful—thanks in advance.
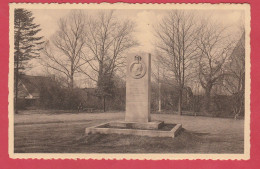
[129,55,146,79]
[8,2,251,161]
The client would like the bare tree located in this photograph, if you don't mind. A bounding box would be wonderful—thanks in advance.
[196,21,235,112]
[79,10,138,112]
[42,10,86,89]
[154,10,199,115]
[223,32,245,117]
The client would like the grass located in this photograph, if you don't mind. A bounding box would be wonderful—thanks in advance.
[14,111,244,153]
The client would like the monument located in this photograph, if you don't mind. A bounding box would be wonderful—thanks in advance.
[125,54,151,122]
[85,53,182,138]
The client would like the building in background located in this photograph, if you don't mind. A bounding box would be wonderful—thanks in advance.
[15,75,55,109]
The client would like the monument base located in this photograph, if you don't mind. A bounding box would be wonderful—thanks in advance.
[109,121,164,130]
[85,121,182,138]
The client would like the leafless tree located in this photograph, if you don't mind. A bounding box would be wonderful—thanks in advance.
[196,21,235,112]
[223,32,245,117]
[42,10,86,89]
[154,10,199,115]
[79,10,138,112]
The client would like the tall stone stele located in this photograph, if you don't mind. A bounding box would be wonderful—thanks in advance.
[85,53,182,137]
[125,53,151,123]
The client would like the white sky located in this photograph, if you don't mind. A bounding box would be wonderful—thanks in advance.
[30,9,244,52]
[27,9,244,87]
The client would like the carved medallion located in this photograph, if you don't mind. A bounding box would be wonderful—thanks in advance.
[129,55,146,79]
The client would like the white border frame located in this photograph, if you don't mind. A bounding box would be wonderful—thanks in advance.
[8,3,251,160]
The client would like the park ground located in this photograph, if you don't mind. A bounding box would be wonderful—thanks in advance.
[14,110,244,153]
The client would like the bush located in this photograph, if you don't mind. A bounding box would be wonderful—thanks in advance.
[37,79,83,110]
[16,98,27,110]
[189,94,244,118]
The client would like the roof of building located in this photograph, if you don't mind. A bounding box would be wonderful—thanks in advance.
[18,75,55,99]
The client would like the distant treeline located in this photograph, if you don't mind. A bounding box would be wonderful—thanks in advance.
[17,78,243,118]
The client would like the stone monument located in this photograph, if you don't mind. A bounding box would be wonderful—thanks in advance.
[125,54,151,122]
[85,53,182,138]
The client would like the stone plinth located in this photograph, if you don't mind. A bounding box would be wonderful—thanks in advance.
[109,121,164,130]
[85,122,182,138]
[125,53,151,123]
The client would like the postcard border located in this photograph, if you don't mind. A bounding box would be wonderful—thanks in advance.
[8,2,251,160]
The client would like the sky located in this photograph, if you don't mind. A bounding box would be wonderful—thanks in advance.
[26,8,245,87]
[30,9,244,53]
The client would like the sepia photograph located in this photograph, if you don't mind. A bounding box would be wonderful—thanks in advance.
[8,3,250,160]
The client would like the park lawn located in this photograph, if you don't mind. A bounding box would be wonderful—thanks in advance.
[14,111,244,153]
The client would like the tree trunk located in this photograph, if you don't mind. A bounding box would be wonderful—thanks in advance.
[103,96,106,112]
[178,89,183,115]
[69,67,74,89]
[14,21,21,114]
[158,82,161,112]
[15,57,19,114]
[204,87,212,112]
[70,76,74,89]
